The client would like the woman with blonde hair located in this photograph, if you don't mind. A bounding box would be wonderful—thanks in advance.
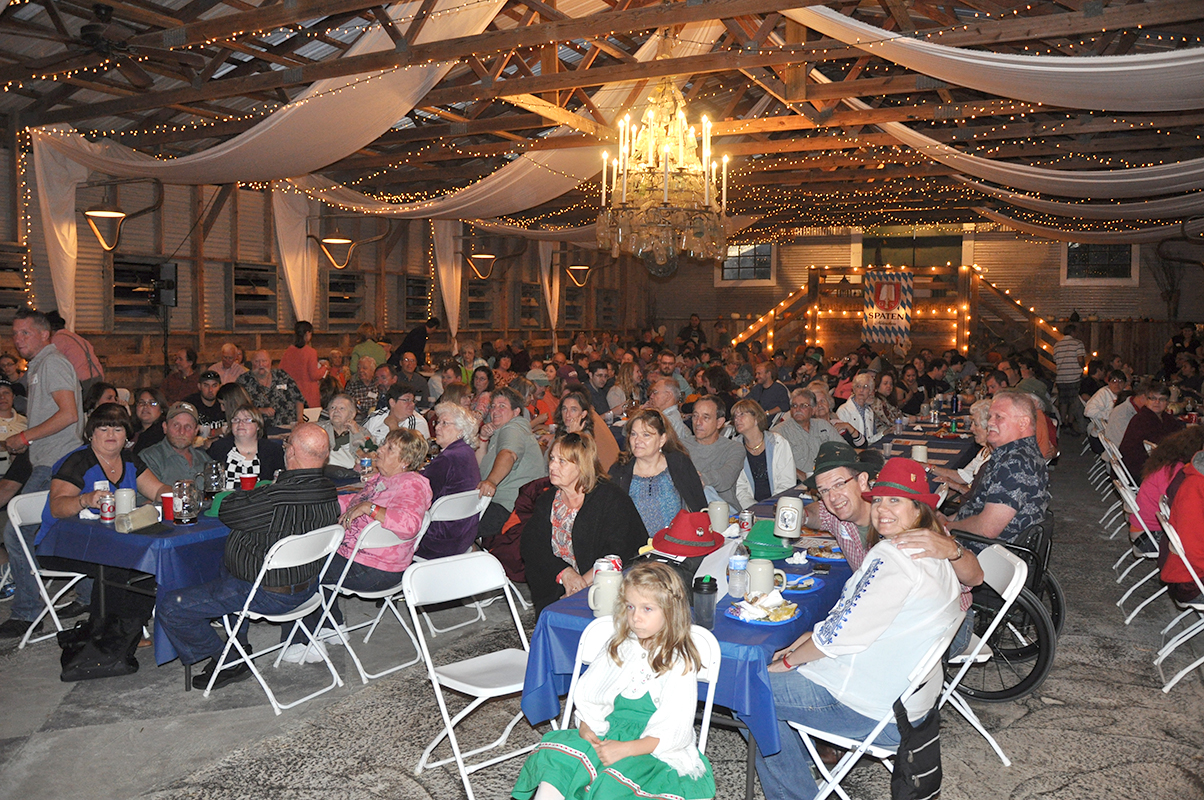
[349,322,387,374]
[607,361,645,414]
[610,409,706,535]
[520,432,648,614]
[731,398,796,508]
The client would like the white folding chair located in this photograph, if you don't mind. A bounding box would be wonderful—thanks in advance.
[1109,479,1167,625]
[203,524,345,715]
[405,551,534,800]
[415,490,492,636]
[1152,509,1204,693]
[940,545,1027,767]
[314,520,423,684]
[562,616,722,753]
[788,616,960,800]
[9,491,87,649]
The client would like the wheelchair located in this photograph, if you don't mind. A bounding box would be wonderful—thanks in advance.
[947,517,1061,702]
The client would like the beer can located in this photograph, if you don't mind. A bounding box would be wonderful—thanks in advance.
[98,492,116,523]
[738,510,754,536]
[594,555,622,573]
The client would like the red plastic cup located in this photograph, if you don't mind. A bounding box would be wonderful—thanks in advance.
[161,493,174,521]
[239,475,258,491]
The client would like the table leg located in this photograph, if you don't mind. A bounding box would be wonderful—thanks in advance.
[96,564,106,619]
[746,730,756,800]
[185,662,192,692]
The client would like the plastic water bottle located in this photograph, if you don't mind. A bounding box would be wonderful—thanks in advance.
[895,417,905,435]
[728,544,750,600]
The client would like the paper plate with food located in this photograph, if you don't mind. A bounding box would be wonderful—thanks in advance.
[725,589,800,625]
[805,543,846,562]
[781,575,825,596]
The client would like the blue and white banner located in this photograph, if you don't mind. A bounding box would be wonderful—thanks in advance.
[862,270,913,351]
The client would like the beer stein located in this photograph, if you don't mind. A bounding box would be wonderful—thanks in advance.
[173,479,201,525]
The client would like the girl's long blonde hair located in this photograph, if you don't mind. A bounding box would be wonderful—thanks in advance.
[608,561,700,675]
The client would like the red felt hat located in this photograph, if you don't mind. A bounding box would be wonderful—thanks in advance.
[651,511,725,558]
[862,457,941,509]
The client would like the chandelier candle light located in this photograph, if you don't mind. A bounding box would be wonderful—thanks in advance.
[596,78,727,276]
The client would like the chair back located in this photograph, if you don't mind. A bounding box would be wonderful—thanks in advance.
[427,489,486,524]
[353,519,404,552]
[560,616,620,728]
[262,524,345,572]
[303,407,322,423]
[691,625,722,754]
[8,490,49,529]
[941,545,1027,707]
[404,550,508,607]
[901,615,963,710]
[1157,510,1204,599]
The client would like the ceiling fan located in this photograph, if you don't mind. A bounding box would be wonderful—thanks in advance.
[25,3,206,89]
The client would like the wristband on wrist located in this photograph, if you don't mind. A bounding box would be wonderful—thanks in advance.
[20,432,30,447]
[781,652,794,669]
[950,542,965,562]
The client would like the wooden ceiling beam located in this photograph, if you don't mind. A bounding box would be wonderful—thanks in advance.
[28,0,817,125]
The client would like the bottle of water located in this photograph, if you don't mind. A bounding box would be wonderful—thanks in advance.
[728,544,750,600]
[895,416,905,435]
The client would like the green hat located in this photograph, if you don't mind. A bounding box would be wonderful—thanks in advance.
[803,441,871,489]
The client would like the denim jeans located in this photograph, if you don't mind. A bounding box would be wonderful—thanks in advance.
[155,566,317,665]
[1,466,96,621]
[303,553,403,632]
[742,669,900,800]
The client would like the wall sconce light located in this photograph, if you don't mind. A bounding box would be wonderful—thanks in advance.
[566,263,591,287]
[307,215,391,269]
[457,230,526,280]
[80,178,164,252]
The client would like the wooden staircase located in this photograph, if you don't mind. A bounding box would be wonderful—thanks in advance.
[973,275,1062,372]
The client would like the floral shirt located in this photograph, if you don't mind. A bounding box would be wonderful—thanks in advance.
[550,489,581,569]
[237,369,305,426]
[955,434,1049,546]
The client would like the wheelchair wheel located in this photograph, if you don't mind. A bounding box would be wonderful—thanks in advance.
[1035,572,1066,637]
[947,587,1057,703]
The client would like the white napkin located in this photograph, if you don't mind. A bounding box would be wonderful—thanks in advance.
[78,508,100,520]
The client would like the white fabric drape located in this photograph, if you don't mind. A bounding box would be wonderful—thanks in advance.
[786,6,1204,112]
[432,220,462,343]
[31,0,504,185]
[29,0,504,323]
[537,241,560,350]
[974,206,1204,244]
[282,23,725,220]
[805,66,1204,198]
[271,188,320,322]
[31,136,90,329]
[956,177,1204,220]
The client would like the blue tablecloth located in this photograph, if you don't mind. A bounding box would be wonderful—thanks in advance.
[876,430,979,470]
[521,558,851,755]
[37,515,230,665]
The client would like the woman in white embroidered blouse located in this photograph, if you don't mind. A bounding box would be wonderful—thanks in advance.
[749,457,961,800]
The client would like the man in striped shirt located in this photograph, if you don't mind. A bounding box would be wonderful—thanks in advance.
[156,422,340,690]
[1052,324,1087,434]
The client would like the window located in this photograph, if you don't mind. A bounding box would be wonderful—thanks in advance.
[0,244,28,327]
[596,288,620,328]
[327,271,364,329]
[1062,243,1138,286]
[722,243,773,281]
[515,282,543,328]
[402,275,432,326]
[232,262,278,328]
[862,235,961,270]
[112,256,162,326]
[563,287,585,327]
[465,279,493,328]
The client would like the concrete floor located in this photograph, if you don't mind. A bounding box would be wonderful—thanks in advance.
[1,442,1203,799]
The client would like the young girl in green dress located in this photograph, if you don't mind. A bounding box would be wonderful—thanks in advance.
[512,561,716,800]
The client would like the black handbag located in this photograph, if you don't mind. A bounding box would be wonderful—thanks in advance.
[58,615,142,682]
[890,698,942,800]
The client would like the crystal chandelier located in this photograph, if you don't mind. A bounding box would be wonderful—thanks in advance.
[595,78,728,277]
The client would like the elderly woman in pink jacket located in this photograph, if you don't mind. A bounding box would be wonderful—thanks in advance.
[288,427,432,663]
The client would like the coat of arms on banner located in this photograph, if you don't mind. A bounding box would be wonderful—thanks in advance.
[862,270,913,352]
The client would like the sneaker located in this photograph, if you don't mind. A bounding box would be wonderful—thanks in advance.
[192,656,251,691]
[1132,532,1159,558]
[281,641,328,664]
[0,584,14,601]
[316,625,348,646]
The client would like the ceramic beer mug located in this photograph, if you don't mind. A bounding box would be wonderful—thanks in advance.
[707,500,730,535]
[774,496,804,538]
[587,569,623,617]
[747,559,787,595]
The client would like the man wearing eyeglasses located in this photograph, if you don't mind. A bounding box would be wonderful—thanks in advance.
[1083,369,1128,454]
[683,395,745,510]
[773,388,844,478]
[645,377,690,441]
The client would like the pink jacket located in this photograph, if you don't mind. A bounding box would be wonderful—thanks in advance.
[1131,462,1182,535]
[338,470,433,573]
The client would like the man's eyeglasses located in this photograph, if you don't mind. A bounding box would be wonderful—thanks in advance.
[790,402,812,410]
[816,476,855,497]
